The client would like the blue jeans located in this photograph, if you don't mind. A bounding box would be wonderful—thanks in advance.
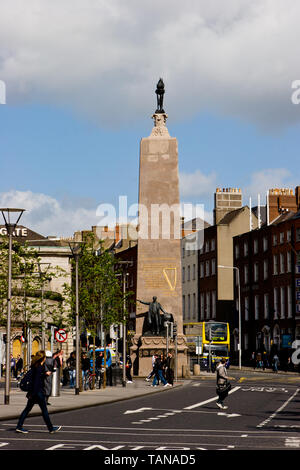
[69,369,75,387]
[17,392,53,431]
[152,370,167,386]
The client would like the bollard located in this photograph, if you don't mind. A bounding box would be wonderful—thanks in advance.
[193,364,200,376]
[182,365,191,378]
[51,368,60,397]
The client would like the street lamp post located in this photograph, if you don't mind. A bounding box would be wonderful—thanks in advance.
[0,208,25,404]
[68,241,84,396]
[37,262,51,351]
[116,260,133,387]
[218,264,241,370]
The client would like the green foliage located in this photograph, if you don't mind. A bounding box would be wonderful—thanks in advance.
[0,235,68,331]
[64,233,131,338]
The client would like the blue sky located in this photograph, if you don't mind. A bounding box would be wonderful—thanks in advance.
[1,1,300,236]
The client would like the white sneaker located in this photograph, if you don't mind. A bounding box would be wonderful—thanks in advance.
[221,405,228,410]
[216,402,223,409]
[127,381,133,383]
[145,378,150,382]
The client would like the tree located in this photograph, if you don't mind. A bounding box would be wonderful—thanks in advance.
[0,235,69,361]
[65,233,131,388]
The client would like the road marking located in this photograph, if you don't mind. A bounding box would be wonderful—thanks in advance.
[217,413,241,418]
[285,437,300,448]
[183,386,241,410]
[257,388,300,428]
[124,407,152,415]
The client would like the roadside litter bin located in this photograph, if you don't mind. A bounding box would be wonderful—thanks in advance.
[51,368,60,397]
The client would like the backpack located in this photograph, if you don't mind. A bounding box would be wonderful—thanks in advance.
[20,368,33,392]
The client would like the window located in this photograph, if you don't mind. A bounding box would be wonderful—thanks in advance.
[263,237,268,251]
[263,260,268,280]
[288,286,292,318]
[280,287,285,318]
[182,267,185,283]
[235,244,240,259]
[274,287,278,319]
[182,296,185,318]
[211,258,216,275]
[188,294,191,316]
[200,293,204,319]
[245,296,249,321]
[287,230,291,242]
[187,265,190,282]
[206,292,210,318]
[255,295,259,319]
[205,241,209,253]
[279,232,284,244]
[182,245,185,258]
[287,251,292,273]
[211,239,215,251]
[244,265,249,284]
[253,239,258,254]
[193,293,196,319]
[200,262,204,278]
[273,234,277,246]
[264,294,269,319]
[205,260,210,277]
[280,253,285,274]
[212,291,216,318]
[273,255,278,275]
[244,241,248,256]
[254,262,259,282]
[193,264,196,280]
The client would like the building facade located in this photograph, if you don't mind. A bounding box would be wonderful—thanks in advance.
[233,209,300,365]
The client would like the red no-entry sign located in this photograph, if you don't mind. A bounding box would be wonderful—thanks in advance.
[55,329,68,343]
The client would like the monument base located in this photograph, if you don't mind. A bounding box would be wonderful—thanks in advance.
[130,334,188,378]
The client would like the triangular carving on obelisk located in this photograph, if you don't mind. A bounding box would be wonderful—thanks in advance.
[163,267,177,291]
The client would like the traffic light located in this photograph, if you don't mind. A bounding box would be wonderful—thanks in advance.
[173,322,177,339]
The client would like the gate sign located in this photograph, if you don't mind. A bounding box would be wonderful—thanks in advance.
[55,329,68,343]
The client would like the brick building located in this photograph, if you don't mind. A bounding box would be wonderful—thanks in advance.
[233,206,300,365]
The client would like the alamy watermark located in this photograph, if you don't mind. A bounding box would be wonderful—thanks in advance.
[0,80,6,104]
[95,196,205,250]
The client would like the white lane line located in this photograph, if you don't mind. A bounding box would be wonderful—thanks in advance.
[184,386,241,410]
[257,388,300,428]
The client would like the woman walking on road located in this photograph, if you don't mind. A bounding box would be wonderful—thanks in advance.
[216,358,230,410]
[16,350,61,434]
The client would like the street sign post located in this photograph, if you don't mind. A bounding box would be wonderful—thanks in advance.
[55,329,68,343]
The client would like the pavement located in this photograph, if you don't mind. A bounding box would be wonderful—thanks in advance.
[1,366,299,422]
[0,377,188,421]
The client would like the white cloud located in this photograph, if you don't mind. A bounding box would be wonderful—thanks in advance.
[180,169,217,198]
[0,0,300,129]
[244,168,297,203]
[0,190,99,237]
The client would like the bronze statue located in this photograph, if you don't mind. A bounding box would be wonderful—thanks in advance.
[155,78,165,114]
[137,296,167,335]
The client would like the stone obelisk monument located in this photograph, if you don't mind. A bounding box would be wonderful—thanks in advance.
[131,79,187,377]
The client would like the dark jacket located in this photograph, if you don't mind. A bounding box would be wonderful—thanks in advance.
[43,357,54,396]
[27,365,47,399]
[81,357,91,372]
[66,355,76,371]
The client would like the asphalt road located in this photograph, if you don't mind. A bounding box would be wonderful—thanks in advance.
[1,371,300,453]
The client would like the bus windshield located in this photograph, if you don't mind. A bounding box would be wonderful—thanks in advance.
[205,322,227,342]
[203,344,229,357]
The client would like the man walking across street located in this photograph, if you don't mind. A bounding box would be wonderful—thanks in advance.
[216,357,230,410]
